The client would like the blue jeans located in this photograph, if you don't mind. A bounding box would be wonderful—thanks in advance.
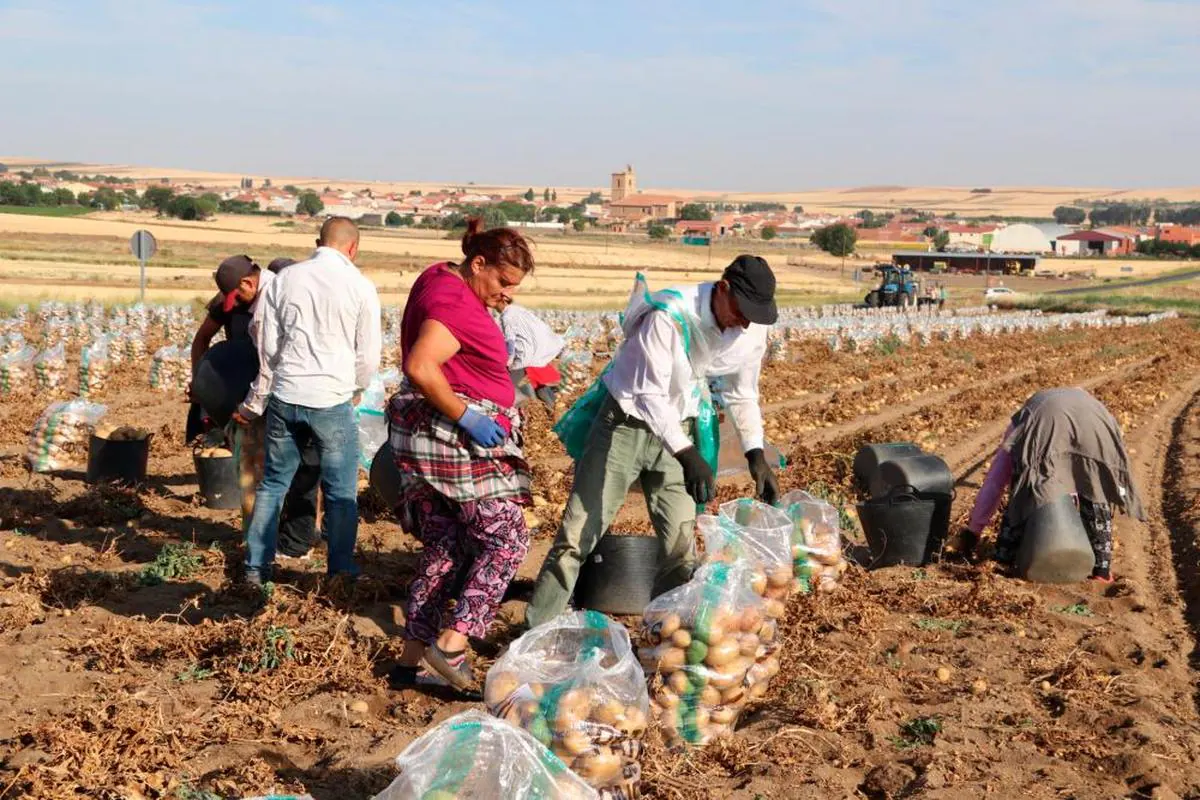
[244,397,359,580]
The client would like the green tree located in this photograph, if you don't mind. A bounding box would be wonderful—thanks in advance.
[792,205,804,214]
[922,225,939,238]
[1053,206,1087,225]
[385,210,403,226]
[552,190,558,202]
[678,203,712,221]
[195,195,218,218]
[933,230,950,251]
[52,188,77,205]
[811,223,857,257]
[524,188,535,201]
[647,223,669,240]
[572,218,586,232]
[761,225,778,241]
[142,186,175,215]
[543,188,551,202]
[282,184,300,194]
[583,191,603,204]
[297,191,324,217]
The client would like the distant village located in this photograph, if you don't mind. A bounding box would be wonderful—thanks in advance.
[4,162,1200,258]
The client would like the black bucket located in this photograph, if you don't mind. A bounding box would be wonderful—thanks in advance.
[573,535,661,615]
[1016,494,1096,583]
[86,434,151,485]
[369,441,401,511]
[194,453,240,510]
[853,442,924,497]
[856,485,941,568]
[878,454,955,543]
[192,340,258,427]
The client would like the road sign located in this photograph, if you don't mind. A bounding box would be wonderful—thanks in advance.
[130,229,157,260]
[129,230,157,304]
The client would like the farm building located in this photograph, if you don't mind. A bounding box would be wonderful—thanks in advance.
[1054,230,1134,257]
[988,223,1056,254]
[892,251,1038,274]
[609,193,679,222]
[1158,224,1200,246]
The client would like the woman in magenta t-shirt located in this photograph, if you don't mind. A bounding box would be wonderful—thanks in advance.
[387,218,535,692]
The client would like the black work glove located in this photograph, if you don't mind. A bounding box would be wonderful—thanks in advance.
[746,448,780,506]
[675,446,716,505]
[956,527,980,563]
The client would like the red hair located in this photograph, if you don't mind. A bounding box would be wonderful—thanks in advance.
[462,218,535,273]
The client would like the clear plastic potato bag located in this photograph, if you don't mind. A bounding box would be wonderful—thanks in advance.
[26,399,107,473]
[712,498,798,603]
[78,338,110,397]
[638,562,778,747]
[486,611,648,798]
[777,489,847,593]
[375,709,599,800]
[33,343,67,394]
[0,345,35,396]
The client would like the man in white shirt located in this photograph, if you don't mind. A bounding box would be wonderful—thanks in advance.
[238,217,382,584]
[525,255,779,627]
[500,303,565,408]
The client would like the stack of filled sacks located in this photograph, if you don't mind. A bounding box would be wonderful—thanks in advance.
[486,611,648,800]
[777,490,848,593]
[638,561,777,746]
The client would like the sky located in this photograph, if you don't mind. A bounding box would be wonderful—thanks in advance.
[0,0,1197,191]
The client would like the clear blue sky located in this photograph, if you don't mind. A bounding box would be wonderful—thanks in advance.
[1,0,1196,190]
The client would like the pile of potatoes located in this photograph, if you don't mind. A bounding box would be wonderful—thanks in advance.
[638,562,777,746]
[94,424,150,442]
[778,490,848,594]
[195,447,234,459]
[485,612,648,799]
[26,401,107,473]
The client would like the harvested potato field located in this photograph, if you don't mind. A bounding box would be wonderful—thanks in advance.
[2,306,1200,800]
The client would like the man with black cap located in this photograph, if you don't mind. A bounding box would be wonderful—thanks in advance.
[188,254,321,559]
[525,254,780,628]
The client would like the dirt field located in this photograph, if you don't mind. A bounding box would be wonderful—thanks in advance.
[2,308,1200,799]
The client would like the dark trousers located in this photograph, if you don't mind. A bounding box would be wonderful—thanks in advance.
[279,442,321,556]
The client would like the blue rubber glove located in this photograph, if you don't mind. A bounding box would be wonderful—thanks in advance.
[457,408,506,448]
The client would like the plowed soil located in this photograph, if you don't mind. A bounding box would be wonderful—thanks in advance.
[2,318,1200,799]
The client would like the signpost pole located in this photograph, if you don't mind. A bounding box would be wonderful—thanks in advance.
[139,256,146,305]
[129,230,157,306]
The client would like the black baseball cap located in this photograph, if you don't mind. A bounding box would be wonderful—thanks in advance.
[267,257,296,273]
[214,255,259,312]
[723,255,777,325]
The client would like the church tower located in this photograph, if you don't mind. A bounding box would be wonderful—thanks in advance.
[610,164,636,202]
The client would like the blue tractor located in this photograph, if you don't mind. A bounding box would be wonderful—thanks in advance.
[865,265,917,308]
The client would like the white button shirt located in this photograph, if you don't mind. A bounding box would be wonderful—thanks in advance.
[602,282,768,456]
[240,246,381,416]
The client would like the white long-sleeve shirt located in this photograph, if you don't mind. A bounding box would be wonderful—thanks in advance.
[602,282,768,456]
[501,304,565,370]
[239,246,381,416]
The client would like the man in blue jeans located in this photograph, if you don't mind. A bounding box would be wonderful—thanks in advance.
[235,217,382,584]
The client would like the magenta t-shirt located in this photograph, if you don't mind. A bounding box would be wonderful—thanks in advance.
[402,263,515,408]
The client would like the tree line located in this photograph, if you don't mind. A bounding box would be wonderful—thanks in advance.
[1053,202,1200,227]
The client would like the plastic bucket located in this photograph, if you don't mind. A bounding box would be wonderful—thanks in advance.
[194,453,240,510]
[86,434,151,485]
[853,442,924,498]
[1016,495,1096,583]
[573,535,662,615]
[369,441,401,511]
[192,340,258,427]
[879,453,955,544]
[856,486,940,568]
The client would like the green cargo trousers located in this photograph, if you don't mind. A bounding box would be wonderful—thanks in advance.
[526,392,697,628]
